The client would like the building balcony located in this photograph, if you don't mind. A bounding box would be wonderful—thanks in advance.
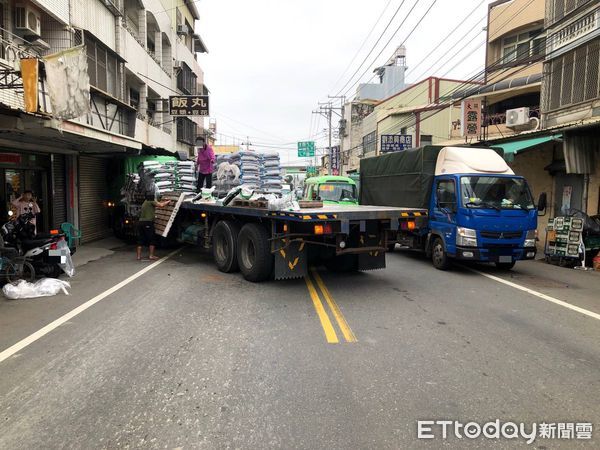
[122,29,173,99]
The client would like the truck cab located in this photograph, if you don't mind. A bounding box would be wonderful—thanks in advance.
[303,176,358,205]
[428,147,539,270]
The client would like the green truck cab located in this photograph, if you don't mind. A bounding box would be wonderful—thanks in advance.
[302,176,358,205]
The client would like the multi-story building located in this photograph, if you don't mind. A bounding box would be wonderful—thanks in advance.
[481,0,546,141]
[341,77,479,174]
[0,0,207,242]
[541,0,600,216]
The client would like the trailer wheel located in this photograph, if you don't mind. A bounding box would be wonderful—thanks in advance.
[212,220,241,273]
[237,223,273,282]
[431,237,450,270]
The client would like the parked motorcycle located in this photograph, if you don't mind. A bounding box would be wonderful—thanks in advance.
[1,209,71,279]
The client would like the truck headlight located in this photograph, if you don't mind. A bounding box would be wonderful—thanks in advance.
[456,227,478,247]
[524,229,537,248]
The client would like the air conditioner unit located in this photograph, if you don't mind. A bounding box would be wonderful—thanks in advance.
[506,107,530,128]
[15,3,41,38]
[176,24,189,35]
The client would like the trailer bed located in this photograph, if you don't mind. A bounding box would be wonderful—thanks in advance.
[180,202,427,222]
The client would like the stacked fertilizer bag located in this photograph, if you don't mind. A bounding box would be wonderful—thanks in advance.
[230,151,261,189]
[174,160,197,193]
[259,151,283,194]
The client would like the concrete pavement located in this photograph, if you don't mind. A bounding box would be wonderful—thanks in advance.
[0,245,598,448]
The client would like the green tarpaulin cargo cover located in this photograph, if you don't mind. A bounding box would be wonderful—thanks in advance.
[359,146,444,209]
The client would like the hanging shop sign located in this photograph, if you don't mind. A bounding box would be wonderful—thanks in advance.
[380,134,412,153]
[329,145,340,175]
[169,95,210,116]
[461,100,481,137]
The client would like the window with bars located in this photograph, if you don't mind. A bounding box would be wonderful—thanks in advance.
[88,93,131,136]
[362,131,376,155]
[176,62,197,94]
[501,29,545,64]
[547,0,594,26]
[177,117,197,145]
[544,37,600,111]
[85,32,124,100]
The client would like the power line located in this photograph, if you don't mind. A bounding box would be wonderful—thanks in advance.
[340,0,438,99]
[328,0,394,93]
[408,1,488,82]
[377,0,536,103]
[332,0,409,98]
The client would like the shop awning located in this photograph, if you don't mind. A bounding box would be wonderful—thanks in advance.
[492,134,561,161]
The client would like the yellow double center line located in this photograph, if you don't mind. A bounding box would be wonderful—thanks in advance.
[305,268,357,344]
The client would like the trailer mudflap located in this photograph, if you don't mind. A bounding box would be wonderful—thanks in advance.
[357,233,386,271]
[274,239,307,280]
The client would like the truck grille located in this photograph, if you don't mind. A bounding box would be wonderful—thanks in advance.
[480,231,522,239]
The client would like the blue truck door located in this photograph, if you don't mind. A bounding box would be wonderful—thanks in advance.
[431,178,458,255]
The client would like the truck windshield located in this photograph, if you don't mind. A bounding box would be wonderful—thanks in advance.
[318,183,357,202]
[460,176,535,210]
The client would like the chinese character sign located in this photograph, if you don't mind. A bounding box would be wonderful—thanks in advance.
[461,100,481,137]
[380,134,412,153]
[169,95,210,116]
[329,146,340,175]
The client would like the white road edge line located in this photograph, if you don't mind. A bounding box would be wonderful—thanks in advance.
[468,267,600,321]
[0,248,181,364]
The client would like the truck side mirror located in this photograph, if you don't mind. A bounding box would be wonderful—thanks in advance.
[537,192,547,212]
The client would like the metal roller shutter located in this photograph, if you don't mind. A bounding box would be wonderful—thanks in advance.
[79,156,111,243]
[52,154,67,229]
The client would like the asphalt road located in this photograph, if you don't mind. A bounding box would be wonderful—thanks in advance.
[0,245,599,449]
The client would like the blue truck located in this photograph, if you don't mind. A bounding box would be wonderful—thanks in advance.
[360,146,547,270]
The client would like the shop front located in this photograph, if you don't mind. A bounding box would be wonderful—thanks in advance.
[0,151,58,233]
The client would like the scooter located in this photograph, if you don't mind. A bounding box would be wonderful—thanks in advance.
[1,210,70,278]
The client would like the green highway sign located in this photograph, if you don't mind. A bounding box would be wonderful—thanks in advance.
[306,166,318,176]
[297,141,315,157]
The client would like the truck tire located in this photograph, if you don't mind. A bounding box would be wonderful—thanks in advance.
[495,261,516,270]
[212,220,241,273]
[237,223,273,282]
[431,237,450,270]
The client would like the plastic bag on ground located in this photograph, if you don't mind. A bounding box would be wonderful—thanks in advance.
[57,239,75,277]
[3,278,71,299]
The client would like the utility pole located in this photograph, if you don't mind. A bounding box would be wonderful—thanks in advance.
[241,136,252,151]
[314,98,344,175]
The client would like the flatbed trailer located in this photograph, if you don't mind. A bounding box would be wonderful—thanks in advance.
[161,198,427,282]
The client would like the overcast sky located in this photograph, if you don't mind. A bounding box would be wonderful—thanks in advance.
[197,0,495,164]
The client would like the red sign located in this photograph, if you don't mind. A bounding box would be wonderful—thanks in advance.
[462,100,481,137]
[0,153,22,164]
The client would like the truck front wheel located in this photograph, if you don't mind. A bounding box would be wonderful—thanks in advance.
[431,237,450,270]
[212,220,241,273]
[237,223,274,282]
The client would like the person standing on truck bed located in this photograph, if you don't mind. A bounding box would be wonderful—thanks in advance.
[195,136,215,191]
[136,194,171,261]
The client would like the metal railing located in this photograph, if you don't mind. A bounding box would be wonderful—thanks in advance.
[484,106,540,126]
[0,33,40,69]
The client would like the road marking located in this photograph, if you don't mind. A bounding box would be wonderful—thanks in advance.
[470,267,600,321]
[0,249,180,364]
[305,276,339,343]
[311,268,357,343]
